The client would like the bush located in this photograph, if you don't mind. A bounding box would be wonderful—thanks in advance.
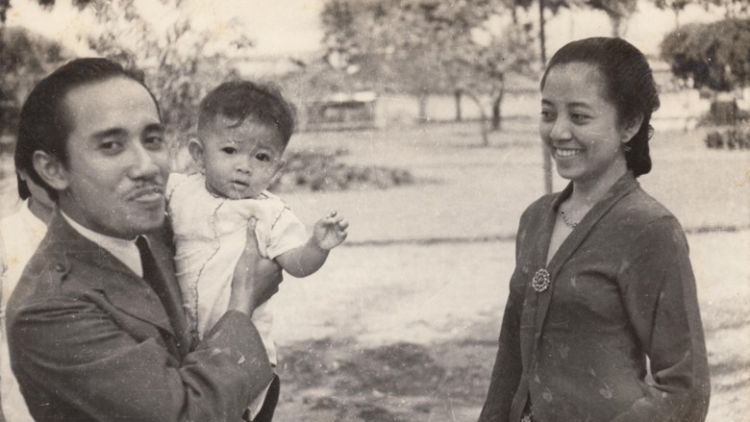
[704,128,750,150]
[697,100,750,127]
[270,149,415,192]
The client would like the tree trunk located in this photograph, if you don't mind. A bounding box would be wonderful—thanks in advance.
[454,89,462,122]
[539,0,552,194]
[610,15,621,37]
[491,78,505,131]
[464,90,488,147]
[417,93,428,123]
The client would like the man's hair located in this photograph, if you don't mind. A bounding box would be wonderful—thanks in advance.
[14,57,160,200]
[198,80,295,147]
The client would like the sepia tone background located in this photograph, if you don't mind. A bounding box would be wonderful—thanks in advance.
[1,1,748,421]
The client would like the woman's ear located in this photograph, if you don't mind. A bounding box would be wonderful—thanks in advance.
[188,138,206,173]
[621,114,644,144]
[32,150,69,192]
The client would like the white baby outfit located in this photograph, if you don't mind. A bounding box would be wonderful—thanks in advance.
[166,172,307,416]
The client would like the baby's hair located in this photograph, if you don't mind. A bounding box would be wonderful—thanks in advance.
[198,80,295,147]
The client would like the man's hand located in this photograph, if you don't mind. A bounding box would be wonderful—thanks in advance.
[228,219,283,316]
[312,210,349,250]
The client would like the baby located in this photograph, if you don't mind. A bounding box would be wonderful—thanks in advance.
[166,80,348,419]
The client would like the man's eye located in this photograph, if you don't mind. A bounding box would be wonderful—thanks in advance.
[541,109,555,122]
[256,153,271,162]
[222,147,237,154]
[100,140,123,153]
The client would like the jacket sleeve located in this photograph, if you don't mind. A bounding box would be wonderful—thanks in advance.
[478,213,531,422]
[477,285,524,422]
[9,296,273,422]
[611,217,710,422]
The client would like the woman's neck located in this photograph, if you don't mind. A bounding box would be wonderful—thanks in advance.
[569,162,627,208]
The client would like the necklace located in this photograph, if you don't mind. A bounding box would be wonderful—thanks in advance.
[559,209,579,228]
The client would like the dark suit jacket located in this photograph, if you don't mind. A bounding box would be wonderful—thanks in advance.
[479,173,710,422]
[7,214,273,422]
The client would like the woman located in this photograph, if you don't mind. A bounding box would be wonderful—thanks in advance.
[478,37,710,422]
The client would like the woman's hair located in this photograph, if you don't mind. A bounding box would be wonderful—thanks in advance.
[540,37,660,177]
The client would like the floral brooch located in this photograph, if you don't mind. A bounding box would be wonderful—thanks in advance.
[532,268,551,292]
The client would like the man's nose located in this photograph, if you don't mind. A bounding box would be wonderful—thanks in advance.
[129,142,163,179]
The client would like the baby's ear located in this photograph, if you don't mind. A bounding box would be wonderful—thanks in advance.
[187,138,206,173]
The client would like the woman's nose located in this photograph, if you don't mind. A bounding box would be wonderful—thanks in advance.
[549,116,572,141]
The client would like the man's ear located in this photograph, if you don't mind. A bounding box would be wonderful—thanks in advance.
[188,138,206,173]
[32,150,69,191]
[621,114,644,144]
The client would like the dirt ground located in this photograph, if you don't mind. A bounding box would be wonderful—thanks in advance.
[1,122,748,421]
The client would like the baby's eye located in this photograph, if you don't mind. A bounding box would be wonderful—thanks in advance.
[143,135,165,150]
[255,152,271,162]
[221,147,237,154]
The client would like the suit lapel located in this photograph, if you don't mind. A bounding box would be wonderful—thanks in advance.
[49,215,177,338]
[145,229,192,356]
[529,174,639,345]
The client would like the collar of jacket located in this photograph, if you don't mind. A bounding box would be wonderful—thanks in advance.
[44,212,187,343]
[525,171,640,349]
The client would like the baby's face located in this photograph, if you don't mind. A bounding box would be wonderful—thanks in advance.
[198,117,285,199]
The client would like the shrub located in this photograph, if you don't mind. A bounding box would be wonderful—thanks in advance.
[704,128,750,150]
[270,149,415,192]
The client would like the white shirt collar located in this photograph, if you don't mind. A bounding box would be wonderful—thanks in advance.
[60,211,143,277]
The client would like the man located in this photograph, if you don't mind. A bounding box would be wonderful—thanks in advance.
[6,58,282,421]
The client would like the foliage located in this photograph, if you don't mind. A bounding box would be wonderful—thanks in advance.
[704,127,750,150]
[660,19,750,92]
[320,0,537,143]
[0,27,71,135]
[271,149,415,192]
[81,0,253,142]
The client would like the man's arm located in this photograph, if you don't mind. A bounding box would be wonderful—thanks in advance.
[10,296,272,422]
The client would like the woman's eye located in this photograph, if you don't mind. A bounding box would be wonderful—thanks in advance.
[571,113,590,123]
[221,147,237,154]
[256,153,271,162]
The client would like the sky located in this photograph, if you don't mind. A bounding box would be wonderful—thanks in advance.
[5,0,722,58]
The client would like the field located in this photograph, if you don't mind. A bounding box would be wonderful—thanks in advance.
[1,121,748,421]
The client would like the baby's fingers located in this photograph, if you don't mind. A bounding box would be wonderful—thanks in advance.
[336,219,349,231]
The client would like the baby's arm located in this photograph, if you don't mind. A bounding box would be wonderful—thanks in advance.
[275,211,348,278]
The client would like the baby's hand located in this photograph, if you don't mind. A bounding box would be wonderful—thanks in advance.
[313,210,349,250]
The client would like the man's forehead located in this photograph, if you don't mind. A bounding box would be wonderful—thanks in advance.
[63,77,161,128]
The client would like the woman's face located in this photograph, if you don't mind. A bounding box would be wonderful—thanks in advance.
[540,62,633,186]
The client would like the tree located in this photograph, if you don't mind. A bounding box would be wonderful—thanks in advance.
[661,18,750,124]
[321,0,537,145]
[653,0,692,27]
[661,19,750,92]
[81,0,254,142]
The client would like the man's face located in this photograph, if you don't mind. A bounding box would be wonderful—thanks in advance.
[56,77,168,239]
